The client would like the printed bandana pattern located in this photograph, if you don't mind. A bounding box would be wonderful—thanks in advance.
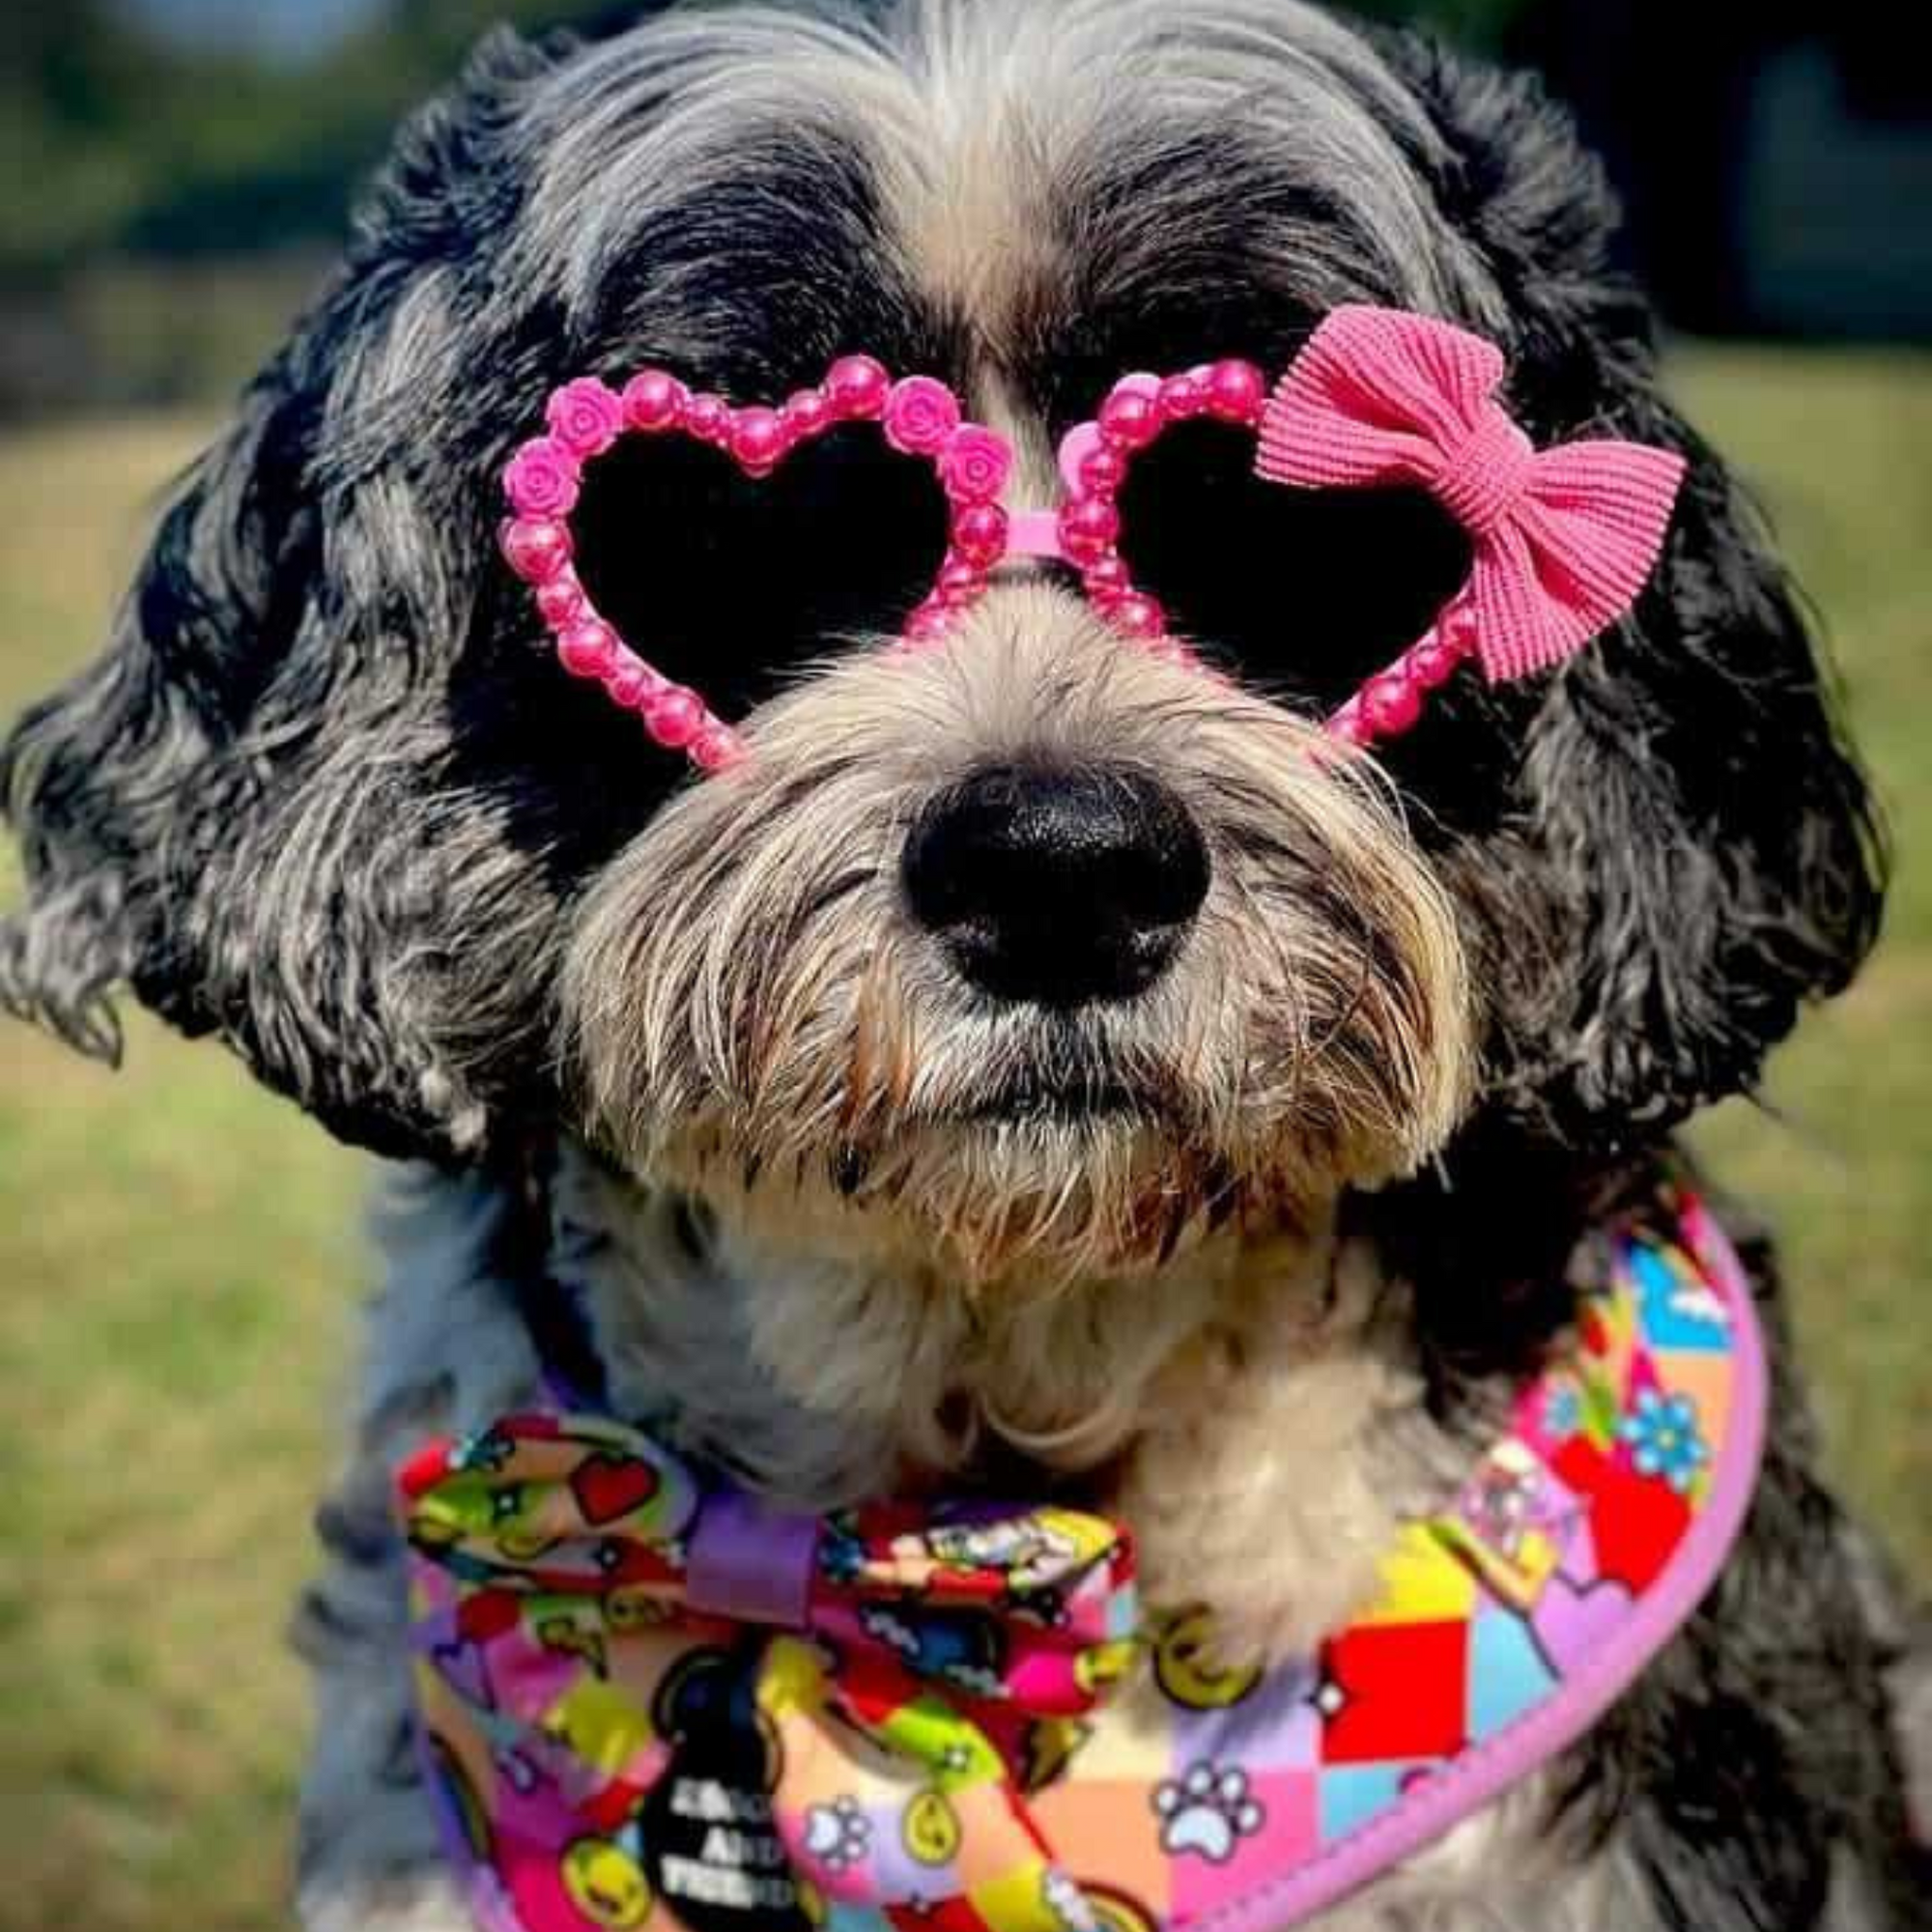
[398,1192,1765,1932]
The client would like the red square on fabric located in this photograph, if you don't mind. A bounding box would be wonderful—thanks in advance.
[1550,1435,1690,1593]
[1320,1621,1468,1764]
[1591,1468,1690,1593]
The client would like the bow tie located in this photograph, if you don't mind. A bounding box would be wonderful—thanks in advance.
[398,1409,1139,1930]
[1255,304,1687,684]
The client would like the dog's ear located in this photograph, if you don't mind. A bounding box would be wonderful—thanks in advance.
[2,371,321,1065]
[1508,417,1887,1143]
[0,352,484,1157]
[2,28,578,1159]
[1383,34,1887,1146]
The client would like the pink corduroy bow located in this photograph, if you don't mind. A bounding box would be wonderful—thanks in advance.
[1255,304,1688,684]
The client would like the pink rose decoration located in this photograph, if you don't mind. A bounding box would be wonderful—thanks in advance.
[938,425,1012,503]
[503,438,582,518]
[883,376,961,456]
[545,377,625,457]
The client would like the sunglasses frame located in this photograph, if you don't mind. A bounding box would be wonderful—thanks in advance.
[497,352,1480,773]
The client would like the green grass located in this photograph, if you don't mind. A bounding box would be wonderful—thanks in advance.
[0,418,366,1932]
[1673,346,1932,1577]
[1,350,1928,1932]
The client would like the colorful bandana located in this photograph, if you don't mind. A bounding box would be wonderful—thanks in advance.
[398,1192,1766,1932]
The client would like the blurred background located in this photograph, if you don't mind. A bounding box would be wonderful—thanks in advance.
[0,3,1926,1929]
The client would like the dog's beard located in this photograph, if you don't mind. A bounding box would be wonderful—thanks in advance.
[561,598,1474,1286]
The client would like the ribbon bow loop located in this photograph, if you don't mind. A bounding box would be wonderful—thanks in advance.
[397,1411,703,1599]
[814,1500,1140,1719]
[1256,303,1687,684]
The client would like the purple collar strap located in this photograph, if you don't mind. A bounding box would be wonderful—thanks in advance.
[684,1486,821,1631]
[397,1188,1766,1932]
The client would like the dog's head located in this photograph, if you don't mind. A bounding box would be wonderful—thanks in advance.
[1,0,1882,1286]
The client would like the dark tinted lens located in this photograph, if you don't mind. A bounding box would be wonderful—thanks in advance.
[1115,420,1473,705]
[571,424,952,719]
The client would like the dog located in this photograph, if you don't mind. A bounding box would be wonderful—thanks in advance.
[2,2,1923,1928]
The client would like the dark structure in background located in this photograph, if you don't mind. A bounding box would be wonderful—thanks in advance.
[1522,0,1932,337]
[1,0,1928,419]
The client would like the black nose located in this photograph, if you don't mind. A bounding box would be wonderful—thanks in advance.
[901,762,1210,1007]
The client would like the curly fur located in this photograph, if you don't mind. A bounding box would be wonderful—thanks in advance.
[563,599,1471,1283]
[2,2,1918,1929]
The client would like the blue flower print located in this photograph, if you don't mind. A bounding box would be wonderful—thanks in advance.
[1541,1383,1582,1441]
[1619,1388,1709,1493]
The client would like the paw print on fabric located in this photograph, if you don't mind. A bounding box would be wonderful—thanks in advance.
[802,1795,870,1873]
[1152,1762,1264,1864]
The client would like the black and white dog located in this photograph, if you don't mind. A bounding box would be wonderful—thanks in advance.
[2,3,1923,1927]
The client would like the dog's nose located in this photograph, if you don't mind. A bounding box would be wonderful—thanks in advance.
[901,762,1209,1007]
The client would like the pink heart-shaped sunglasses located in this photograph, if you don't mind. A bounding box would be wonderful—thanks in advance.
[497,305,1688,774]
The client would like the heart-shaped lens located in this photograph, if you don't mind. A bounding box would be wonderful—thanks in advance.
[570,426,952,725]
[498,359,1016,771]
[1045,362,1484,744]
[1114,422,1472,705]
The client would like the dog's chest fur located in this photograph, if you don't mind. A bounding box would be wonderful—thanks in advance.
[551,1145,1478,1661]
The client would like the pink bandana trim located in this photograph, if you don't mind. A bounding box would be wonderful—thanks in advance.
[399,1190,1764,1932]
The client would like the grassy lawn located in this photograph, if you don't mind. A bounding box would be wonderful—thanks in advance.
[1,350,1928,1931]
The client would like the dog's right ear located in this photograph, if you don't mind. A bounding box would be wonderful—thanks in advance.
[2,369,324,1067]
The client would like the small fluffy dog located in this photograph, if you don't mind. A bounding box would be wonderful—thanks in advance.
[3,3,1924,1928]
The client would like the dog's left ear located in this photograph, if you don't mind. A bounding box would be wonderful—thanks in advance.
[1383,33,1887,1146]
